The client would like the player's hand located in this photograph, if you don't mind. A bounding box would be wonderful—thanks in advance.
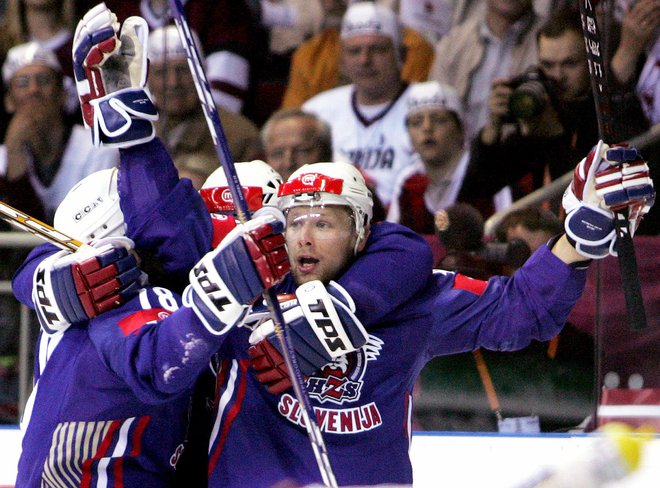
[73,3,157,147]
[562,141,654,259]
[32,237,145,334]
[183,208,290,335]
[247,281,368,395]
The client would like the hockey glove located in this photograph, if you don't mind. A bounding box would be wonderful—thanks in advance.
[562,141,654,259]
[247,281,369,395]
[32,237,144,335]
[183,208,290,335]
[73,3,157,147]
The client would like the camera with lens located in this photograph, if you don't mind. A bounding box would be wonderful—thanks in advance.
[505,67,557,121]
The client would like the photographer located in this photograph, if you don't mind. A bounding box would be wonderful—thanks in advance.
[458,7,649,217]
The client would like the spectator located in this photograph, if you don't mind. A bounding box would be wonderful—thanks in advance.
[0,42,117,221]
[302,2,418,207]
[435,203,529,279]
[0,0,79,139]
[609,0,660,126]
[261,107,333,181]
[281,0,434,109]
[495,206,563,253]
[82,0,261,114]
[458,8,647,217]
[387,80,470,234]
[147,26,262,189]
[261,107,387,220]
[428,0,543,140]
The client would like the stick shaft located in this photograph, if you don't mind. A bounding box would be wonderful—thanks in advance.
[166,2,337,485]
[0,200,83,251]
[578,1,647,330]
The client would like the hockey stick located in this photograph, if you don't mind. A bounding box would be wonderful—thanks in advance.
[578,0,647,331]
[0,200,84,251]
[166,2,337,485]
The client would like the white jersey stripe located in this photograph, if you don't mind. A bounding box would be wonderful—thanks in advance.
[209,359,239,453]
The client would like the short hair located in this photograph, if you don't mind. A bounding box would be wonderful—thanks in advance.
[537,7,583,41]
[437,203,484,252]
[495,206,563,243]
[261,108,333,161]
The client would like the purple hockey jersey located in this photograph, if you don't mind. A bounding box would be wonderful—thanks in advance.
[70,222,586,487]
[15,287,200,488]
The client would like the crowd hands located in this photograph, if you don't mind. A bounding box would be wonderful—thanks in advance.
[1,0,658,486]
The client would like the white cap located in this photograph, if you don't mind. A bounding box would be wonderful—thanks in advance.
[148,25,204,63]
[2,42,61,84]
[406,81,464,124]
[340,2,401,48]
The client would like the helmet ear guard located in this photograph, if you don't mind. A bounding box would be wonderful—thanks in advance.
[54,167,125,243]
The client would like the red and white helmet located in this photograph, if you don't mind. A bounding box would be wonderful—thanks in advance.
[199,160,283,214]
[54,168,124,242]
[277,162,373,246]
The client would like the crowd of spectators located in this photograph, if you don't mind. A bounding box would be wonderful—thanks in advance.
[0,0,657,428]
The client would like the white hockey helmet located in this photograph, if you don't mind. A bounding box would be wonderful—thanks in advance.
[54,168,125,242]
[199,160,283,214]
[277,162,373,247]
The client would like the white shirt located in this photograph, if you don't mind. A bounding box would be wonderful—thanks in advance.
[303,84,416,206]
[0,125,119,218]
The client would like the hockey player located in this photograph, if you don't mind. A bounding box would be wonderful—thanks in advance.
[13,166,289,487]
[73,148,653,487]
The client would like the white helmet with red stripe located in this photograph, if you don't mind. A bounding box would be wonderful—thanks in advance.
[277,162,373,246]
[199,160,283,214]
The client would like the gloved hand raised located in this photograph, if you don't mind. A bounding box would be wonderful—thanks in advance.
[247,281,369,395]
[33,237,145,334]
[184,208,290,335]
[73,3,157,147]
[562,141,654,259]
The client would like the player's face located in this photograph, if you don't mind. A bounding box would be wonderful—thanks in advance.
[148,59,199,115]
[539,31,589,103]
[6,65,62,113]
[265,117,324,181]
[285,205,359,285]
[340,35,401,102]
[406,108,464,167]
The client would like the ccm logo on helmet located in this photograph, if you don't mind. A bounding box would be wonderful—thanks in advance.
[72,197,104,223]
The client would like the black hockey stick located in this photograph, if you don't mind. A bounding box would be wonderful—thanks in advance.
[0,200,84,252]
[578,0,647,330]
[166,2,337,485]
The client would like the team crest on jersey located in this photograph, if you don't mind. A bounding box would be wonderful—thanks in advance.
[277,335,384,433]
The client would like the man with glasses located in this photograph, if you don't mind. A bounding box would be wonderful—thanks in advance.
[0,42,118,221]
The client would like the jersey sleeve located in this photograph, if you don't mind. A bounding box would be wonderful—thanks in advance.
[338,222,434,326]
[88,287,226,404]
[118,138,213,280]
[426,243,587,359]
[11,243,60,307]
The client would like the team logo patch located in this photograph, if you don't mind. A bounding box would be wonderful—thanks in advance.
[277,335,384,434]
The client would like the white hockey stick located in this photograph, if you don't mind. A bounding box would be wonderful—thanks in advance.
[0,200,84,252]
[166,2,337,485]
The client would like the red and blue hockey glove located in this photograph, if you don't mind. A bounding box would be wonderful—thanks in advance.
[32,237,144,334]
[73,3,157,147]
[247,281,369,395]
[562,141,655,259]
[183,208,290,335]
